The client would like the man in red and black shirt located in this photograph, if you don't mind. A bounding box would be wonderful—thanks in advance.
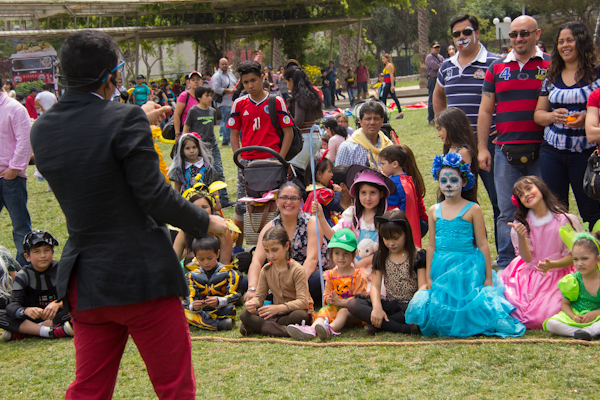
[477,15,550,270]
[228,60,293,244]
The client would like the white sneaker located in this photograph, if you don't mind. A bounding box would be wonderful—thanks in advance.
[314,319,340,340]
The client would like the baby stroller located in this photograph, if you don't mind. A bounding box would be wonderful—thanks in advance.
[233,146,304,246]
[353,100,400,144]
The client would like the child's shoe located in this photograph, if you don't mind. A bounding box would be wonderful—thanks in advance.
[286,321,316,341]
[314,319,340,341]
[2,330,28,342]
[49,321,74,339]
[574,329,592,341]
[217,318,233,331]
[364,324,381,335]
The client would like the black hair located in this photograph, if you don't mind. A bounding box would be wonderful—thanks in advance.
[30,87,38,93]
[195,84,214,99]
[237,60,262,79]
[332,165,350,185]
[283,66,322,117]
[359,100,385,120]
[184,194,216,254]
[450,14,479,32]
[60,30,119,92]
[15,92,25,102]
[278,181,302,198]
[358,59,364,63]
[129,80,136,85]
[4,80,14,90]
[347,69,352,73]
[379,145,425,198]
[263,226,292,260]
[322,119,338,129]
[330,124,347,139]
[373,209,416,274]
[42,84,50,91]
[304,155,334,186]
[191,235,220,255]
[321,134,330,144]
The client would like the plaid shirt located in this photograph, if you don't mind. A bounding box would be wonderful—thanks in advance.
[334,135,382,167]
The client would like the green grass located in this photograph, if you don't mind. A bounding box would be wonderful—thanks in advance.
[395,79,420,88]
[0,108,592,399]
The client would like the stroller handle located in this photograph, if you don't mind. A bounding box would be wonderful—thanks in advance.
[233,146,289,170]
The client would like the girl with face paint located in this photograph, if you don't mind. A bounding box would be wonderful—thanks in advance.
[404,153,526,338]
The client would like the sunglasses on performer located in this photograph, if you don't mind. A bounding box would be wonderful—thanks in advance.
[508,30,537,39]
[452,28,474,38]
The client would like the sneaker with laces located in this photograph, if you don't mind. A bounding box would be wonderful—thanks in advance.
[286,321,317,341]
[574,329,592,341]
[49,321,74,339]
[314,319,340,341]
[2,330,28,342]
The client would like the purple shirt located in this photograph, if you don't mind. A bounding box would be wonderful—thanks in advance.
[0,92,32,178]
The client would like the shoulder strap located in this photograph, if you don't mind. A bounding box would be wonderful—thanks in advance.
[184,92,191,107]
[268,94,283,139]
[457,202,475,218]
[435,203,442,219]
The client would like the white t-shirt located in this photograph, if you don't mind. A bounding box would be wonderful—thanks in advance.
[35,91,57,114]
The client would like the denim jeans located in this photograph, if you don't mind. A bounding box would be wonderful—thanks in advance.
[494,145,542,269]
[427,77,436,122]
[0,176,31,266]
[289,128,322,170]
[347,88,356,107]
[218,106,231,144]
[323,87,332,108]
[204,138,230,203]
[540,142,600,228]
[479,135,500,252]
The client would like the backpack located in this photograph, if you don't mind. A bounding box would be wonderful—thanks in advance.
[267,94,303,161]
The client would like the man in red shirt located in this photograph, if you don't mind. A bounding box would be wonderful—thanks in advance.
[228,60,293,245]
[354,59,369,101]
[25,88,38,119]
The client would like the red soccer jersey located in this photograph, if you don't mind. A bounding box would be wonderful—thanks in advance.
[227,93,294,160]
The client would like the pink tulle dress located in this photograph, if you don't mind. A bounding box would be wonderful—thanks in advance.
[499,211,581,329]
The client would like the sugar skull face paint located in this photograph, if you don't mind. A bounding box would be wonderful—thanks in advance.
[439,167,463,198]
[456,38,472,49]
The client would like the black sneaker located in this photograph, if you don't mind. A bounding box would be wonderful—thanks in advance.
[49,321,74,339]
[574,329,592,341]
[221,200,236,209]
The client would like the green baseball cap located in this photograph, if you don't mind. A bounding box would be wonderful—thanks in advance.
[328,229,358,252]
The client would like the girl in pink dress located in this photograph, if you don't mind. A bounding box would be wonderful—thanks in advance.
[500,176,581,329]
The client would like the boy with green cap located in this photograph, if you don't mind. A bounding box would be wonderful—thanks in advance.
[286,229,367,340]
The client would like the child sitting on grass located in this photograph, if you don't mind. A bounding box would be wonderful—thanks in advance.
[183,236,242,331]
[1,230,73,342]
[240,226,313,337]
[286,229,367,340]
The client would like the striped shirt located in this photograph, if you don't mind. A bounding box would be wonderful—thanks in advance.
[483,48,551,144]
[539,65,600,152]
[437,45,499,134]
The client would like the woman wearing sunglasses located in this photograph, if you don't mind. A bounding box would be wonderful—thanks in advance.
[534,21,600,228]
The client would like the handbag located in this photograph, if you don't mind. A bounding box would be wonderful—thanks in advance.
[243,201,278,246]
[583,149,600,200]
[500,143,540,166]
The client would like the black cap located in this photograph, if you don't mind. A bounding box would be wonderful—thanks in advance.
[30,87,39,93]
[23,230,58,252]
[431,41,441,48]
[136,74,145,79]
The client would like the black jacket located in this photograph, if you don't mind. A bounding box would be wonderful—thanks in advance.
[31,91,209,310]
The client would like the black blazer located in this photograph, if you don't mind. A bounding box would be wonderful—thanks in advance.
[31,91,209,311]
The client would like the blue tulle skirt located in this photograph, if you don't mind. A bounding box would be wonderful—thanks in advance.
[405,249,526,338]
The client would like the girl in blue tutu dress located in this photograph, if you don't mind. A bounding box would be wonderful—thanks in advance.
[405,153,525,338]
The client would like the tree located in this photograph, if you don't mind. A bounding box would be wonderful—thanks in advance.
[417,6,429,88]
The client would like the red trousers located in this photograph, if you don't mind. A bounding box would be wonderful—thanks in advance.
[65,278,196,400]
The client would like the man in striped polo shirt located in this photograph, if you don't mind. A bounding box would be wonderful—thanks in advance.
[477,15,550,270]
[433,13,500,252]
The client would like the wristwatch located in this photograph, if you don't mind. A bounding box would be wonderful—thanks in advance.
[249,287,256,291]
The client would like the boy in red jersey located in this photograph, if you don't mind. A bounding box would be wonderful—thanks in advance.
[227,61,294,246]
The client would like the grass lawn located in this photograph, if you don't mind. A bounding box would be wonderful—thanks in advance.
[395,79,420,88]
[0,108,596,399]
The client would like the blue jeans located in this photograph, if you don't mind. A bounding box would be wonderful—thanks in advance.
[494,145,542,269]
[0,176,31,266]
[347,88,356,106]
[219,106,231,144]
[540,142,600,228]
[205,138,230,203]
[479,135,500,252]
[289,128,322,170]
[427,77,436,122]
[323,87,332,108]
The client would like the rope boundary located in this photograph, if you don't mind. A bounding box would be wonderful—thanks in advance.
[190,336,600,347]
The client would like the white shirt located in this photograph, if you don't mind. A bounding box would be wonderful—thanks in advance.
[35,91,57,114]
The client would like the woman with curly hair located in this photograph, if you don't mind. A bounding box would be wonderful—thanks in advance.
[534,21,600,227]
[283,66,324,169]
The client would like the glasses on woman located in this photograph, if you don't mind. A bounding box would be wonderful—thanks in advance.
[452,28,474,38]
[278,196,302,202]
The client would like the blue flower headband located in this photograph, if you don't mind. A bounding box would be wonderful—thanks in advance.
[431,153,476,191]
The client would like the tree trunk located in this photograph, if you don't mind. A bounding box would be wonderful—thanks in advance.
[158,44,164,76]
[231,39,243,74]
[349,23,359,68]
[339,28,350,84]
[417,6,429,88]
[272,38,283,70]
